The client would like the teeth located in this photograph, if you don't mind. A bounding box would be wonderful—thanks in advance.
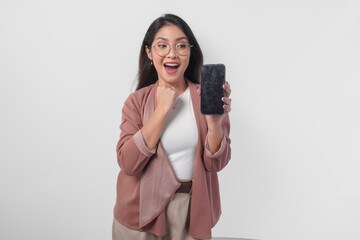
[164,63,179,67]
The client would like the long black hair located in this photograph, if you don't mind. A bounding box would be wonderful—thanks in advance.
[136,14,203,91]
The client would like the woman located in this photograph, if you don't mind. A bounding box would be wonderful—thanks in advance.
[113,13,232,240]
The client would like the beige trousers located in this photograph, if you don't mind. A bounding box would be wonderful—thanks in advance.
[112,192,210,240]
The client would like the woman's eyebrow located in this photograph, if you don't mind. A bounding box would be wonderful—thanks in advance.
[155,36,188,41]
[176,37,188,41]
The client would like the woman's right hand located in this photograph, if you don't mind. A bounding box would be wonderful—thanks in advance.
[138,85,177,150]
[155,86,177,113]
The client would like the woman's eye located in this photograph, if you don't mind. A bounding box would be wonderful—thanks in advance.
[177,44,187,49]
[157,44,167,48]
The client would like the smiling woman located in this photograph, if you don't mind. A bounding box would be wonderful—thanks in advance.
[113,13,232,240]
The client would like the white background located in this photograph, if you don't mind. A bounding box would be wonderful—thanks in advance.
[1,0,359,239]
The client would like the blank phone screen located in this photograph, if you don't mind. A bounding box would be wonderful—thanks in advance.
[200,64,226,115]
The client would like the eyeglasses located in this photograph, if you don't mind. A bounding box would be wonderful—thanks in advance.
[152,42,193,57]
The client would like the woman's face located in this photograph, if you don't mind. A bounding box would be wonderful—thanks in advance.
[146,24,191,87]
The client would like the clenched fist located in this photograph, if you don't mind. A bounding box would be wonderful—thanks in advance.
[155,86,178,113]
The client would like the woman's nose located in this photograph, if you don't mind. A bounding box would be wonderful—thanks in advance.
[167,45,177,58]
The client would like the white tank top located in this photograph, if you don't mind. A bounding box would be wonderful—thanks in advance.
[160,87,198,181]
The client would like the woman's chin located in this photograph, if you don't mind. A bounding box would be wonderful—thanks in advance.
[159,73,185,84]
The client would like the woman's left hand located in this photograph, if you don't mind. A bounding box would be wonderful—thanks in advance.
[197,81,232,126]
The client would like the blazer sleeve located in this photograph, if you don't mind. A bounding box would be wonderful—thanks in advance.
[116,93,156,176]
[203,113,231,172]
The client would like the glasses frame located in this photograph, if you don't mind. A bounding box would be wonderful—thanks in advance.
[152,42,193,57]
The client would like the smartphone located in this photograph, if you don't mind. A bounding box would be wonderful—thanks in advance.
[200,64,226,115]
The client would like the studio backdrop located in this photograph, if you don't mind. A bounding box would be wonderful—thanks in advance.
[0,0,359,240]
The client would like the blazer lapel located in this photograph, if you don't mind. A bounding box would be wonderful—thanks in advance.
[139,81,181,228]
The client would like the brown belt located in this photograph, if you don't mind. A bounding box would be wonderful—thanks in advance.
[176,180,192,193]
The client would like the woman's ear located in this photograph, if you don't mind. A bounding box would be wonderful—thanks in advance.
[145,45,152,61]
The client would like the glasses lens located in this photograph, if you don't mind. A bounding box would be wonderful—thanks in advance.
[176,43,191,56]
[155,43,170,56]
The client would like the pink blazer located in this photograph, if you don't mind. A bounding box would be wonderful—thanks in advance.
[114,79,231,239]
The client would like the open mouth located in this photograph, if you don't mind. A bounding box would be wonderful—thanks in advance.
[164,63,179,74]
